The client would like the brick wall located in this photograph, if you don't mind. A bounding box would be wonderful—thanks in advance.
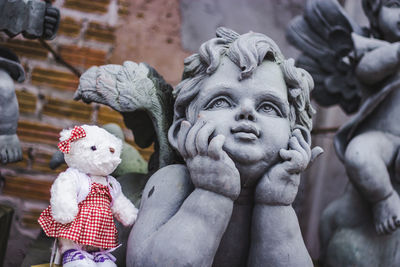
[0,0,187,265]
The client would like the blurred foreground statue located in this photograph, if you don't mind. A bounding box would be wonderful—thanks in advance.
[0,0,59,164]
[288,0,400,266]
[75,27,322,267]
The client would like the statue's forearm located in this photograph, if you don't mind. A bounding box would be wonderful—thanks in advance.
[248,205,312,267]
[0,0,46,38]
[135,189,234,267]
[356,43,400,86]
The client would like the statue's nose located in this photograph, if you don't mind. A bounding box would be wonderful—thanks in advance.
[235,100,256,121]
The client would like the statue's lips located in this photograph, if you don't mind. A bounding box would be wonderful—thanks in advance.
[231,124,259,141]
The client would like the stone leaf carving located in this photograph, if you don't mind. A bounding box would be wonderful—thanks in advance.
[74,61,175,169]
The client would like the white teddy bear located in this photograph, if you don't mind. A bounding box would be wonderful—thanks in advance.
[38,125,138,267]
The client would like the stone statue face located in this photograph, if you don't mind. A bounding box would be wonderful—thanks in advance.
[190,56,291,181]
[378,1,400,42]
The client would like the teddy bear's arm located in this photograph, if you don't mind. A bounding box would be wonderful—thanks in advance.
[50,170,79,224]
[111,193,138,227]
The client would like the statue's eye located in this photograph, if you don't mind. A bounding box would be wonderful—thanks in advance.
[91,146,97,151]
[258,102,280,116]
[206,97,231,110]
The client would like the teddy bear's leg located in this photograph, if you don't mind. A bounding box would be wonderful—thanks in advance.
[59,238,96,267]
[59,238,81,253]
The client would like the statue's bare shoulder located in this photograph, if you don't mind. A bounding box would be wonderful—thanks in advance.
[131,164,194,243]
[141,164,193,211]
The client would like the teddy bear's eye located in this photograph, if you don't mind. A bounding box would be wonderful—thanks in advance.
[91,146,97,151]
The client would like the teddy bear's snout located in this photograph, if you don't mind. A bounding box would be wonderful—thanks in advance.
[109,147,115,154]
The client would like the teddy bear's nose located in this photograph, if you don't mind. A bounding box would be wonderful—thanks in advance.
[109,147,115,154]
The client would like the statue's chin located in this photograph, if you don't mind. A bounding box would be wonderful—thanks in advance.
[234,160,270,188]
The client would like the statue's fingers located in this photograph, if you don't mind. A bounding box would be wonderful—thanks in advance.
[44,16,57,25]
[311,146,324,162]
[279,148,293,161]
[289,136,307,161]
[177,121,191,158]
[383,220,391,235]
[45,7,59,17]
[375,224,382,235]
[8,148,17,163]
[195,123,215,156]
[395,216,400,227]
[208,135,225,160]
[44,29,53,38]
[0,149,8,164]
[292,129,311,159]
[388,217,396,232]
[17,147,23,161]
[44,23,55,31]
[185,119,206,158]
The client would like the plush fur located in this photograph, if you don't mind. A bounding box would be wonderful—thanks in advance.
[49,125,138,255]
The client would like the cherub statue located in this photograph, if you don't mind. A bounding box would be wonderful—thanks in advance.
[0,0,59,164]
[287,0,400,265]
[75,27,321,267]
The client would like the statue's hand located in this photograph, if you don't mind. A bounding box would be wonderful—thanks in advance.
[42,4,60,40]
[177,120,240,200]
[0,134,22,164]
[255,129,320,205]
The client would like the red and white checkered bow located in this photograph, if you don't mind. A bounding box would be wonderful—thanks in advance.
[58,126,86,154]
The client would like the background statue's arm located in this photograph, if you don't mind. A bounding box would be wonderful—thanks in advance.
[0,69,22,163]
[127,164,235,267]
[355,40,400,86]
[0,0,59,40]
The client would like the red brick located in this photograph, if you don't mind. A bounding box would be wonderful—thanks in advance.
[16,90,36,114]
[58,17,82,38]
[17,120,61,146]
[3,174,53,201]
[118,0,130,16]
[31,67,79,92]
[42,96,92,122]
[64,0,110,14]
[85,22,116,44]
[22,209,44,229]
[97,106,125,127]
[3,39,48,60]
[59,45,107,69]
[6,147,67,175]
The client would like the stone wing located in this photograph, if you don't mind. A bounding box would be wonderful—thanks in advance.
[74,61,176,169]
[287,0,363,114]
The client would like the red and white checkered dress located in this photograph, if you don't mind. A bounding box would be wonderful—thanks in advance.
[38,182,118,249]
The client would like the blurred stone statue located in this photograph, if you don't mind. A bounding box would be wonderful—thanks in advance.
[288,0,400,265]
[74,27,322,267]
[0,0,59,164]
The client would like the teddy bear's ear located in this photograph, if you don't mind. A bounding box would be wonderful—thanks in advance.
[59,128,73,142]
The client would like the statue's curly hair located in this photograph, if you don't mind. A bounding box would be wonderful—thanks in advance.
[169,27,315,148]
[361,0,384,38]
